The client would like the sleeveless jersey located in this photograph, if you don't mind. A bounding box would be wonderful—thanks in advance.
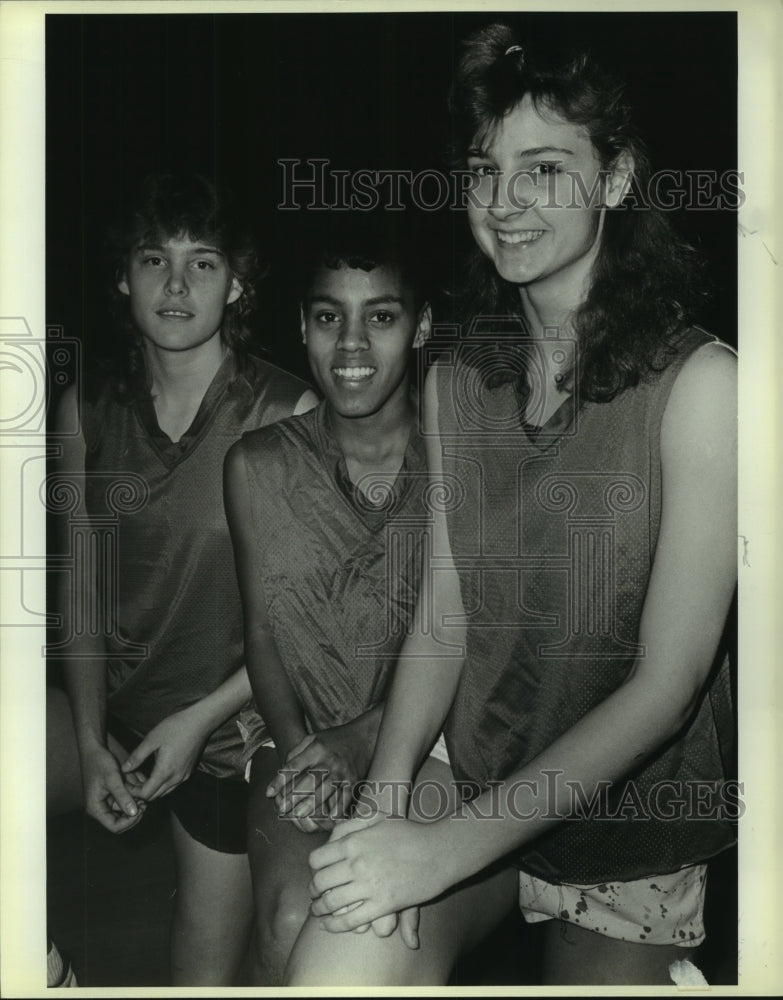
[436,327,736,883]
[236,401,428,734]
[81,351,310,777]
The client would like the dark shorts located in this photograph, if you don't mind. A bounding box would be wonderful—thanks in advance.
[109,717,249,855]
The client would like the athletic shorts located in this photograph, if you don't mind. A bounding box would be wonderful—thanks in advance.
[109,717,249,855]
[518,862,708,946]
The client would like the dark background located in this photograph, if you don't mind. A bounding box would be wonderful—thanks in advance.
[45,11,738,986]
[46,11,738,383]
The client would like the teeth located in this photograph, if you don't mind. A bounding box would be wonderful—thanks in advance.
[333,367,375,380]
[496,230,545,245]
[159,310,192,317]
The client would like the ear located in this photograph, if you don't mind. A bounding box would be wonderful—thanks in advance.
[413,303,432,349]
[118,274,130,297]
[299,305,307,344]
[226,276,243,306]
[605,150,635,208]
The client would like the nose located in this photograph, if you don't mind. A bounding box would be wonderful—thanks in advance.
[488,170,537,220]
[336,316,369,352]
[165,264,189,296]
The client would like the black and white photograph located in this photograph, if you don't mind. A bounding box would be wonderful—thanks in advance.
[0,0,779,993]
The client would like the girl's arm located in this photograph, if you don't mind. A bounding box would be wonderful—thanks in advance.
[54,386,144,831]
[358,362,468,817]
[309,344,738,926]
[119,664,254,801]
[225,438,382,828]
[224,438,309,761]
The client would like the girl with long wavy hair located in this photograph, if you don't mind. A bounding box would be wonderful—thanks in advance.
[288,23,737,986]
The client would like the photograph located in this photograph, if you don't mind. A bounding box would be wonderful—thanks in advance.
[0,1,779,994]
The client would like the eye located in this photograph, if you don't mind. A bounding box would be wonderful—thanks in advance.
[192,259,216,271]
[141,255,165,267]
[314,310,340,325]
[370,310,396,325]
[468,162,499,178]
[531,161,562,177]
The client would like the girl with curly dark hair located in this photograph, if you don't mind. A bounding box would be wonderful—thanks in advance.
[291,24,737,987]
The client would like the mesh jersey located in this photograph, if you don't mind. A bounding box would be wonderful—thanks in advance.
[235,401,429,744]
[436,327,736,883]
[81,351,310,777]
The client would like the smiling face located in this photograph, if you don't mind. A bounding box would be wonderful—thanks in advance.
[466,94,626,305]
[118,233,242,355]
[302,264,430,421]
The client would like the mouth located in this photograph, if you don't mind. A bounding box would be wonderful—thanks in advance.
[495,230,546,246]
[156,309,194,319]
[331,365,377,382]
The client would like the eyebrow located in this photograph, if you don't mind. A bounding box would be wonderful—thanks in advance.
[467,145,574,159]
[308,294,406,307]
[134,244,224,255]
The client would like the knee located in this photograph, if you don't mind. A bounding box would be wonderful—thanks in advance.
[257,883,310,952]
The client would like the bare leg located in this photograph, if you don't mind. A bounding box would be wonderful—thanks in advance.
[246,747,329,985]
[169,812,254,985]
[542,919,698,985]
[50,687,254,984]
[47,685,132,986]
[285,757,519,986]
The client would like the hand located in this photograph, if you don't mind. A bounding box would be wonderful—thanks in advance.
[357,907,420,950]
[105,767,147,817]
[267,734,340,834]
[80,742,147,834]
[278,761,338,835]
[120,704,212,801]
[267,720,376,828]
[307,814,446,932]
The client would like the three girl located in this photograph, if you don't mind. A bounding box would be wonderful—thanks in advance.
[49,19,737,987]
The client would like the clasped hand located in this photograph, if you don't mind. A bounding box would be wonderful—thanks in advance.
[306,811,446,948]
[119,703,212,797]
[266,720,374,833]
[88,704,213,832]
[81,743,147,833]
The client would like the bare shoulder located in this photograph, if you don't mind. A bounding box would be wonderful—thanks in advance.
[53,382,80,433]
[223,436,254,532]
[663,341,736,440]
[51,382,88,474]
[661,340,737,473]
[294,389,319,416]
[223,434,247,477]
[422,360,442,432]
[669,339,736,398]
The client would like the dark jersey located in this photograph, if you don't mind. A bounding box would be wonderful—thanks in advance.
[235,401,429,741]
[81,351,310,777]
[437,327,736,883]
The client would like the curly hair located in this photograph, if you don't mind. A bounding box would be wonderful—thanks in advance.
[449,23,710,402]
[94,171,263,402]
